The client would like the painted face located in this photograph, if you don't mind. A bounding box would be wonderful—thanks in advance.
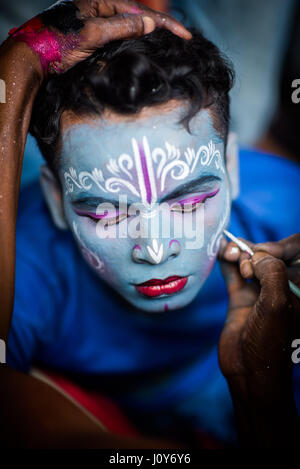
[59,106,231,313]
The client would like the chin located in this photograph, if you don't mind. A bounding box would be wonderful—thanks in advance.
[124,283,203,314]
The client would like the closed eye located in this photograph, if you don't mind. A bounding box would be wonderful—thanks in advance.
[170,188,220,213]
[74,208,129,226]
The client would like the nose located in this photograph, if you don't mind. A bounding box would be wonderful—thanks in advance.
[132,239,181,265]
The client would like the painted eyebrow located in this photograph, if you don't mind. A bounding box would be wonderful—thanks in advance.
[160,175,221,203]
[71,196,119,209]
[71,175,221,208]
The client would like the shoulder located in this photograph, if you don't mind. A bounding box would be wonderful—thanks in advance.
[230,149,300,241]
[238,148,300,187]
[9,182,113,373]
[15,181,86,288]
[8,182,79,371]
[17,181,72,263]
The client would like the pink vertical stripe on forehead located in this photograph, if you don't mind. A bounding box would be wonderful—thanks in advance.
[138,142,152,205]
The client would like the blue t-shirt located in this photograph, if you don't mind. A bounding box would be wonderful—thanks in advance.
[7,148,300,443]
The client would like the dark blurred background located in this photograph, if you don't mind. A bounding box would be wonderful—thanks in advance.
[0,0,299,184]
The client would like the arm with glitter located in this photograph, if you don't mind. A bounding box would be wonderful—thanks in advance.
[0,37,43,341]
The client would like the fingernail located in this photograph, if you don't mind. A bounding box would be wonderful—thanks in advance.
[143,16,155,34]
[224,245,240,261]
[229,246,240,256]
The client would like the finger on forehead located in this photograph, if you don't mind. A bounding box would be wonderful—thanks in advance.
[75,0,129,18]
[73,0,105,17]
[148,11,192,39]
[88,14,151,46]
[96,0,192,39]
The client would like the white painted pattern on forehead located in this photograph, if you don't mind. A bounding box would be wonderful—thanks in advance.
[64,138,225,205]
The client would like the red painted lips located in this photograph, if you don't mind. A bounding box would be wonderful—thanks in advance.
[135,276,188,297]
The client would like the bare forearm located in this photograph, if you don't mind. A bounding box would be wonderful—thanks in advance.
[0,39,42,341]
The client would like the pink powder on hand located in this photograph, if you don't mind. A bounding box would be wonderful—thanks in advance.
[9,16,79,74]
[130,6,143,14]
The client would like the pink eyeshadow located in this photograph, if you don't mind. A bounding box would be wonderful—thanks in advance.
[75,209,119,220]
[177,188,220,206]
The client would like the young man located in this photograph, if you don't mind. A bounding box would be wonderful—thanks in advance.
[0,0,300,448]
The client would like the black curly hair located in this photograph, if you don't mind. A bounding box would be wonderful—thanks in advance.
[29,27,234,173]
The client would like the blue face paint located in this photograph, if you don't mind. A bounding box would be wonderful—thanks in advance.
[59,107,231,313]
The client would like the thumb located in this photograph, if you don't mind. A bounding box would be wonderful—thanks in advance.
[86,14,156,48]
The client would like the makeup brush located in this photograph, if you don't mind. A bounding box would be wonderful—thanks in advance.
[223,229,300,300]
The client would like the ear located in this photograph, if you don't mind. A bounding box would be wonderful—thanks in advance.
[39,165,68,230]
[225,131,239,200]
